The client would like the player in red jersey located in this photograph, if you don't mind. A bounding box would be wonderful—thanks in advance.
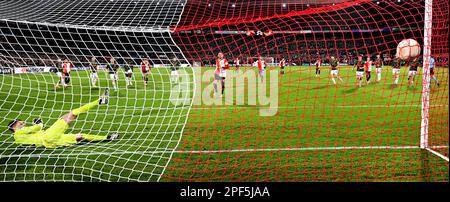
[214,52,229,97]
[234,58,240,73]
[140,58,151,86]
[364,56,372,84]
[374,54,383,82]
[279,57,286,75]
[61,58,73,87]
[315,57,322,77]
[256,56,267,83]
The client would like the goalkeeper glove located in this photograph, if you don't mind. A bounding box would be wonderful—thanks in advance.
[33,118,43,125]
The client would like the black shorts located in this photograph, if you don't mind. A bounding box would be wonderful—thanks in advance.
[430,68,434,75]
[64,73,70,77]
[281,66,285,69]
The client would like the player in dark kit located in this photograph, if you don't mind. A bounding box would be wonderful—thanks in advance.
[53,57,64,88]
[107,57,120,91]
[170,57,180,83]
[391,57,402,85]
[354,56,365,87]
[123,60,134,87]
[329,56,343,85]
[90,56,99,88]
[407,57,420,86]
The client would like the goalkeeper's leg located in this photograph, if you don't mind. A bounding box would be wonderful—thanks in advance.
[67,88,109,123]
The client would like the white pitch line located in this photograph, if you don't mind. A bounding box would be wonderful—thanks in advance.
[426,148,449,162]
[191,104,449,110]
[3,145,449,158]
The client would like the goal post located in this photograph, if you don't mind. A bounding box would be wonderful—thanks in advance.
[420,0,433,149]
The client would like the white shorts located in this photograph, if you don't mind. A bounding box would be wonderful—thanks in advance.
[109,73,118,81]
[219,70,226,78]
[56,72,62,77]
[356,71,364,77]
[127,69,133,74]
[171,70,179,76]
[376,68,382,73]
[408,70,417,77]
[330,70,338,75]
[392,69,400,75]
[91,72,98,78]
[259,69,265,76]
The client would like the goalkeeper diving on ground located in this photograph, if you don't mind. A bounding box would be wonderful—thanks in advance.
[7,88,119,148]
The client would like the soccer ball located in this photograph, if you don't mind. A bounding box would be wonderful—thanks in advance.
[396,39,421,60]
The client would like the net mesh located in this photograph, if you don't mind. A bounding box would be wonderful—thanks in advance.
[0,0,448,182]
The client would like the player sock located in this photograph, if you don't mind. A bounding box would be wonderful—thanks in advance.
[213,83,218,93]
[221,82,225,95]
[71,99,100,116]
[332,78,336,84]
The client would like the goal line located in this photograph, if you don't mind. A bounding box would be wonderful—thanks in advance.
[1,145,448,159]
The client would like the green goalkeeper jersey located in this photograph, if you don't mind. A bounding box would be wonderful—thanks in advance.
[13,123,45,147]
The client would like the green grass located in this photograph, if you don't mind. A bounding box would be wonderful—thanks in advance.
[0,66,448,181]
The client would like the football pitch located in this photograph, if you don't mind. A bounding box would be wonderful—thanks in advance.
[0,66,448,181]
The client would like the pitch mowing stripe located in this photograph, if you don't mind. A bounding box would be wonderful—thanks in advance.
[2,145,449,158]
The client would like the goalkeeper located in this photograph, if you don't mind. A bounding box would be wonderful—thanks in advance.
[7,88,119,148]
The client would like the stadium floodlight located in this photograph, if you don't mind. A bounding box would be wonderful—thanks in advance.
[282,3,287,8]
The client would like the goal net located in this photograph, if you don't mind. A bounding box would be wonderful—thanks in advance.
[0,0,448,182]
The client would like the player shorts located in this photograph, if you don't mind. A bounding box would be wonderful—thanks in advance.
[376,68,382,73]
[109,73,118,81]
[219,70,226,78]
[125,70,132,77]
[330,70,338,75]
[42,119,77,148]
[171,70,179,77]
[259,69,265,77]
[214,73,224,81]
[91,72,98,79]
[392,68,400,75]
[56,72,62,77]
[356,71,364,77]
[430,68,434,75]
[408,70,417,77]
[280,66,285,69]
